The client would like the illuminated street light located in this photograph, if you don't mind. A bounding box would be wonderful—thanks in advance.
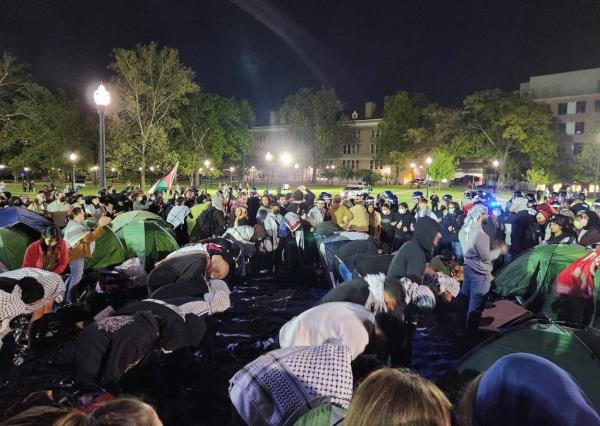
[294,163,299,170]
[280,152,292,167]
[425,157,432,165]
[492,160,500,193]
[23,167,30,172]
[265,152,274,190]
[69,153,78,189]
[493,160,500,168]
[149,166,155,172]
[0,165,6,170]
[93,83,110,189]
[425,157,432,197]
[204,159,210,168]
[111,167,116,173]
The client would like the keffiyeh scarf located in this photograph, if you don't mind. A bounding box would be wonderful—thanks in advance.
[229,344,353,426]
[463,204,488,240]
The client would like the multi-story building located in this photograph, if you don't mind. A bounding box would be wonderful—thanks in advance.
[520,68,600,156]
[248,102,385,181]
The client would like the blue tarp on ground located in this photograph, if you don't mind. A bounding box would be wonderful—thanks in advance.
[0,207,52,233]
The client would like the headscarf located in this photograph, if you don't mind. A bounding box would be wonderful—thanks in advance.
[511,196,528,212]
[475,353,600,426]
[462,204,488,240]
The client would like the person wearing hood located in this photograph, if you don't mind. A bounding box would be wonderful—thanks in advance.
[504,196,536,259]
[457,353,600,426]
[63,208,111,303]
[575,210,600,248]
[458,204,507,335]
[387,216,442,283]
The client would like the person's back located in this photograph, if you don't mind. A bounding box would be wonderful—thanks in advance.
[279,302,374,360]
[348,203,369,232]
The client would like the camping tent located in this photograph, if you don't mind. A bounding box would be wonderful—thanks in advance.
[187,202,211,236]
[0,207,51,234]
[439,322,600,410]
[493,244,588,310]
[82,220,126,270]
[110,210,167,232]
[115,221,179,270]
[0,228,30,270]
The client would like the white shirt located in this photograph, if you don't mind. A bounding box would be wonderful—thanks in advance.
[279,302,374,360]
[167,204,191,228]
[0,268,65,319]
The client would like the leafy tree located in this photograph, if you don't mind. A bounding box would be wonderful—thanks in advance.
[355,169,382,186]
[277,88,348,182]
[451,90,561,184]
[428,148,458,183]
[0,52,29,124]
[175,92,254,186]
[574,121,600,195]
[526,168,553,188]
[107,42,199,187]
[0,84,95,181]
[378,91,430,181]
[336,164,354,184]
[321,168,336,184]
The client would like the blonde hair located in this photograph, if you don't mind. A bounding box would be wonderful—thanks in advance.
[54,397,162,426]
[345,368,452,426]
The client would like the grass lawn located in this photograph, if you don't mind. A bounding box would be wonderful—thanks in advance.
[3,180,511,204]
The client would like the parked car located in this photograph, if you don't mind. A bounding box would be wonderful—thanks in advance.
[342,184,368,200]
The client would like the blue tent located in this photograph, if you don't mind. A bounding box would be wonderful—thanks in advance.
[0,207,52,233]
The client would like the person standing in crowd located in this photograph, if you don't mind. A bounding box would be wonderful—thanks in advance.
[366,203,381,239]
[575,210,600,248]
[458,205,507,335]
[570,193,588,215]
[84,196,105,220]
[504,196,536,260]
[414,197,438,221]
[393,202,415,251]
[63,208,111,303]
[430,192,440,212]
[379,202,399,247]
[133,194,148,211]
[545,215,577,244]
[22,225,69,275]
[167,196,192,246]
[46,192,70,226]
[348,196,369,232]
[335,197,354,230]
[388,216,441,282]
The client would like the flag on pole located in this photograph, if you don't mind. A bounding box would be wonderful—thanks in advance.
[148,162,178,194]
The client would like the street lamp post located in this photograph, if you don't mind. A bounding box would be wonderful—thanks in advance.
[265,152,273,191]
[492,160,500,193]
[93,83,110,190]
[69,153,78,191]
[294,163,299,185]
[203,160,210,193]
[229,166,235,185]
[425,157,432,198]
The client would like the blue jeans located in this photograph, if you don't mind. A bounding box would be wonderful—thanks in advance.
[338,260,353,283]
[452,241,464,264]
[64,258,85,303]
[460,264,491,318]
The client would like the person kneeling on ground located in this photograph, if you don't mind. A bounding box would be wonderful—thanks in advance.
[278,302,385,360]
[229,344,353,426]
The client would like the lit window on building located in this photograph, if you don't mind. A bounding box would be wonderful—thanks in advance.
[575,122,585,134]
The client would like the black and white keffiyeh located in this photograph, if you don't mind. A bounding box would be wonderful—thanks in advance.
[0,268,65,315]
[229,344,353,426]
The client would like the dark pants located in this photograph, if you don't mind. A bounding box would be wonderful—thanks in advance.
[174,223,189,247]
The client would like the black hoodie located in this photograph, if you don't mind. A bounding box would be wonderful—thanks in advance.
[387,216,441,281]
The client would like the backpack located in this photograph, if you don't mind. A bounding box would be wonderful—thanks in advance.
[198,207,217,237]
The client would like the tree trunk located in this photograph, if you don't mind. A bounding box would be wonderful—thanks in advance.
[140,159,146,188]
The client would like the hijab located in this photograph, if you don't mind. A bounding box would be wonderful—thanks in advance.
[462,204,488,240]
[475,353,600,426]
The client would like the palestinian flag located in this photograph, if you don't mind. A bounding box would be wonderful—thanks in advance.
[148,162,178,194]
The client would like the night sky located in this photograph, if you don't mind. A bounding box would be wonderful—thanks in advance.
[2,0,600,123]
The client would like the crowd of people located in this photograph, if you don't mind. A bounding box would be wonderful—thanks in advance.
[0,179,598,425]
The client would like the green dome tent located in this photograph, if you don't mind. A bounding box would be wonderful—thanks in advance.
[115,221,179,270]
[187,202,211,236]
[493,244,588,310]
[82,220,126,270]
[110,210,167,232]
[0,228,30,270]
[439,322,600,410]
